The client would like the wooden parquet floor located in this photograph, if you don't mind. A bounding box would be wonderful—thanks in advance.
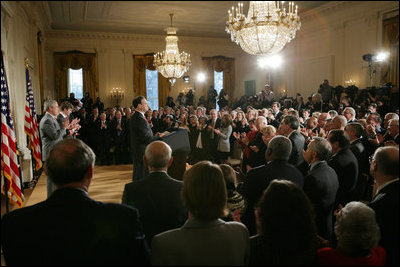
[26,164,133,207]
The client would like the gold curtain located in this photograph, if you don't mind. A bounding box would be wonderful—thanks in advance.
[381,16,399,86]
[133,54,171,108]
[201,56,235,102]
[54,51,98,101]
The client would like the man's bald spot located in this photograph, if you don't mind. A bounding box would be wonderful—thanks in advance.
[374,146,399,178]
[145,141,172,169]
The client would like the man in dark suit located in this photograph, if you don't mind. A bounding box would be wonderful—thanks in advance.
[206,109,221,162]
[302,137,339,241]
[327,129,358,208]
[96,112,112,165]
[271,101,283,128]
[56,101,74,138]
[368,146,399,266]
[278,115,305,169]
[87,107,100,154]
[345,122,371,201]
[110,110,128,164]
[130,96,164,181]
[122,141,188,246]
[239,135,304,235]
[1,138,150,266]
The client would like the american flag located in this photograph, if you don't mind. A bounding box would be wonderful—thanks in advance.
[24,68,43,171]
[1,51,24,207]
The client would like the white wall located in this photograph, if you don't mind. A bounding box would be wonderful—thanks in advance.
[235,1,399,99]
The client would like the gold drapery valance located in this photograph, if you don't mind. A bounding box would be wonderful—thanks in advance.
[381,16,399,87]
[201,56,235,103]
[133,54,171,108]
[54,51,98,101]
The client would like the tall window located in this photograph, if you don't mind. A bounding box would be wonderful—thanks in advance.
[68,68,83,99]
[214,70,223,110]
[146,69,158,110]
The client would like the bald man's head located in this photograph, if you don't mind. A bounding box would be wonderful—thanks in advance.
[372,146,399,178]
[144,141,172,170]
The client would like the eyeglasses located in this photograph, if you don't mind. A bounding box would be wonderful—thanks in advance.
[369,155,375,164]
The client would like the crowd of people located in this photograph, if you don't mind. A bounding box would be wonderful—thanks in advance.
[1,80,399,265]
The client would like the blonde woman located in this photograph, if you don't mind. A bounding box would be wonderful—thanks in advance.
[261,125,277,146]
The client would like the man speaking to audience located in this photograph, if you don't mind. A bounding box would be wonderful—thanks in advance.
[130,96,165,181]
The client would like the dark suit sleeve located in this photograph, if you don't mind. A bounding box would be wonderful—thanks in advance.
[303,175,321,204]
[122,184,129,205]
[131,115,159,144]
[123,207,151,266]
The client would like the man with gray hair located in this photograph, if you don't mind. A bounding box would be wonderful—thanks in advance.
[278,115,306,168]
[331,115,347,130]
[239,135,304,236]
[122,141,188,246]
[40,99,78,197]
[1,138,150,265]
[302,137,339,241]
[368,146,399,266]
[342,107,357,123]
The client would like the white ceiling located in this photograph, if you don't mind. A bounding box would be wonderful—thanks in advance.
[47,1,331,38]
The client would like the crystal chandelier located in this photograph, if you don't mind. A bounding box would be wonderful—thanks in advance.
[154,13,191,87]
[226,1,301,56]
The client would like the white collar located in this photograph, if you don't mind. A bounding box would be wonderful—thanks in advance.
[310,160,324,171]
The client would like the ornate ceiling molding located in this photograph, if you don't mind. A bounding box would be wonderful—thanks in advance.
[46,30,170,41]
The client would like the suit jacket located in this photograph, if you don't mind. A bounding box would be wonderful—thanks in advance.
[328,148,358,206]
[368,180,399,266]
[303,161,339,240]
[151,218,250,266]
[39,112,66,160]
[248,131,267,167]
[122,171,188,245]
[129,111,160,161]
[288,130,306,167]
[110,117,128,144]
[207,118,221,141]
[350,139,369,175]
[238,160,304,235]
[1,188,150,266]
[56,113,67,129]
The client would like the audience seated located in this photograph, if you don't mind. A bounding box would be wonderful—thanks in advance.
[151,161,250,266]
[1,138,150,266]
[250,180,318,265]
[368,146,399,266]
[318,201,385,266]
[122,141,188,246]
